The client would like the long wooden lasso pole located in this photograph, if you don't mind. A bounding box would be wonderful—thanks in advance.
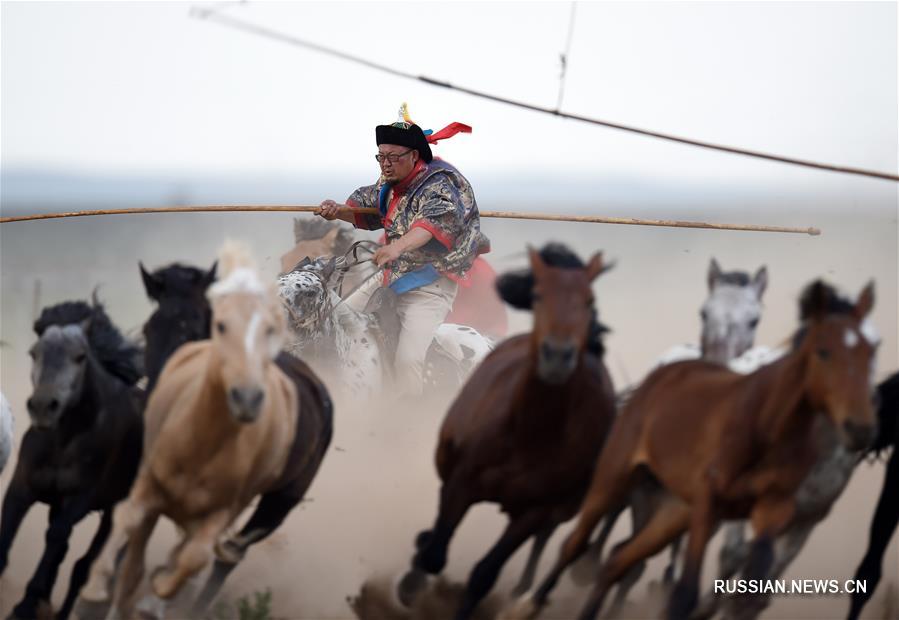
[0,205,821,235]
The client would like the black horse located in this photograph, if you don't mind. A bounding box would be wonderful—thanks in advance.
[126,260,334,615]
[0,299,143,620]
[139,261,217,392]
[848,370,899,620]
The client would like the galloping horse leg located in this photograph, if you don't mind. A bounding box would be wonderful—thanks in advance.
[151,510,230,602]
[579,495,692,620]
[454,510,549,620]
[511,524,556,597]
[725,495,795,620]
[569,504,625,586]
[606,483,664,618]
[111,503,161,619]
[12,493,93,620]
[511,463,635,618]
[663,535,683,584]
[848,449,899,620]
[691,522,747,620]
[0,475,37,576]
[56,508,113,620]
[82,478,161,610]
[191,485,305,615]
[398,476,474,606]
[668,494,718,620]
[413,477,473,575]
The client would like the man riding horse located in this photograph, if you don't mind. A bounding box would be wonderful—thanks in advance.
[316,105,489,398]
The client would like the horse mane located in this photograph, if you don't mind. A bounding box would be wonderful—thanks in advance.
[33,299,143,386]
[791,280,855,349]
[495,242,611,357]
[870,371,899,457]
[208,240,266,298]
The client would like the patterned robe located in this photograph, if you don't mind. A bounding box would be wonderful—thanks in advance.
[346,159,489,288]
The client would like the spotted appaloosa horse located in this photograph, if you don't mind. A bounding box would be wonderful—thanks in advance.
[277,256,493,401]
[280,216,508,339]
[507,279,877,620]
[396,243,617,620]
[81,242,332,619]
[0,299,143,620]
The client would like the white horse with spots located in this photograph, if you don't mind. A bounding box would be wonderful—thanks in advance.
[0,392,13,474]
[277,257,493,403]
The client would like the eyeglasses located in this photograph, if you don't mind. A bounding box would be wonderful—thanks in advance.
[375,149,413,164]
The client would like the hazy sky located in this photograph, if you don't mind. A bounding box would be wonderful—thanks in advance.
[2,1,897,189]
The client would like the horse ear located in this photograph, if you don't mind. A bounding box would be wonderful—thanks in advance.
[203,261,218,289]
[585,252,605,282]
[752,265,768,299]
[527,246,545,277]
[854,280,875,320]
[707,258,722,291]
[140,262,163,300]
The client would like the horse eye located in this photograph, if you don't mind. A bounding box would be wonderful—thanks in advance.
[749,318,760,329]
[266,326,275,337]
[216,321,226,335]
[74,353,87,364]
[817,349,830,360]
[700,309,708,321]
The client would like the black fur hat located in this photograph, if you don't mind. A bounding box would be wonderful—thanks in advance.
[375,122,433,163]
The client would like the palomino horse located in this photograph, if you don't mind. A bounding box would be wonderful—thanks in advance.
[278,256,493,401]
[81,243,332,619]
[569,257,771,608]
[0,299,143,620]
[848,370,899,620]
[395,243,616,620]
[507,279,877,620]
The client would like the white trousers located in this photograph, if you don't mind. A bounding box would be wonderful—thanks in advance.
[345,273,458,397]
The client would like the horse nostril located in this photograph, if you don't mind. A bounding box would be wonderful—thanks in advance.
[247,389,264,410]
[26,397,35,412]
[48,399,60,412]
[229,387,242,405]
[844,420,874,449]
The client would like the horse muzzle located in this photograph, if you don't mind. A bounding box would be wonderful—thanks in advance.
[538,340,578,385]
[842,419,875,452]
[227,386,265,423]
[26,393,64,429]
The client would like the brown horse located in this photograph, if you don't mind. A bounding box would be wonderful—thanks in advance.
[396,244,616,620]
[80,241,325,618]
[507,279,877,620]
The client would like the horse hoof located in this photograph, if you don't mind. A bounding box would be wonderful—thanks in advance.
[150,568,178,600]
[496,594,538,620]
[396,569,428,607]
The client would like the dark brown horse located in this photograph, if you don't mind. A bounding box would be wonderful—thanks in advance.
[508,279,878,620]
[396,244,617,620]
